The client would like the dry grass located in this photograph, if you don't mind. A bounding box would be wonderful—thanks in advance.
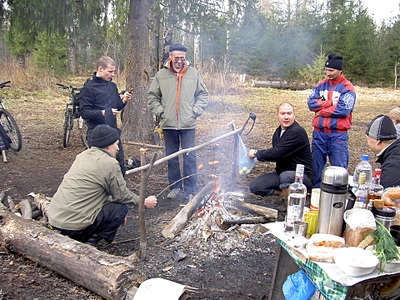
[1,57,399,176]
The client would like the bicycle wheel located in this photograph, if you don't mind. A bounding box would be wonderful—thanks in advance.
[0,109,22,151]
[78,116,88,148]
[63,109,74,147]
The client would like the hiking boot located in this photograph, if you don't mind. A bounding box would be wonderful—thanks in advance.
[167,188,182,199]
[85,234,101,246]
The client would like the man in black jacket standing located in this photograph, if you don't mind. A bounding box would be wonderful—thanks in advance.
[80,56,132,175]
[248,103,314,199]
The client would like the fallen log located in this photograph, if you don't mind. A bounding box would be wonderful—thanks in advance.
[162,181,217,238]
[240,202,278,220]
[0,209,142,299]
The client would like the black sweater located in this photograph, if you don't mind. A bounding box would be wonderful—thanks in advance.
[377,138,400,188]
[79,74,126,130]
[255,121,314,184]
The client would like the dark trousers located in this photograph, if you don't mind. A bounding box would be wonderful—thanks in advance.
[249,171,313,197]
[55,202,128,243]
[163,129,197,193]
[87,128,126,176]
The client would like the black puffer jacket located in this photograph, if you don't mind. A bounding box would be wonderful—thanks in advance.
[80,74,126,130]
[376,139,400,188]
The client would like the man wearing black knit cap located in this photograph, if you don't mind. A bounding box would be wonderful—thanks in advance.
[148,43,209,200]
[307,54,356,188]
[365,115,400,188]
[49,124,157,246]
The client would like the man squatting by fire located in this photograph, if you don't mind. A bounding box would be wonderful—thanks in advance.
[48,124,157,246]
[148,43,209,200]
[247,103,314,203]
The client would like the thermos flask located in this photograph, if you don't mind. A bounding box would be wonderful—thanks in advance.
[317,166,349,236]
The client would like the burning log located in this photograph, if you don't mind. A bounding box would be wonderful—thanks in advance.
[0,208,142,299]
[162,181,216,239]
[215,213,269,230]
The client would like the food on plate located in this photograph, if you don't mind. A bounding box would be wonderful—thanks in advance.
[306,234,345,262]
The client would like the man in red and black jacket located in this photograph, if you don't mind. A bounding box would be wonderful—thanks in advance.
[308,54,356,188]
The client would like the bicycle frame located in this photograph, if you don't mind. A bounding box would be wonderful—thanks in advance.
[57,83,87,148]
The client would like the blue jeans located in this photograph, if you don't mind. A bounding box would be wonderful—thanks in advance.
[163,129,197,193]
[312,131,349,188]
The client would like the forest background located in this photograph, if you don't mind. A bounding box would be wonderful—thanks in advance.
[0,0,400,141]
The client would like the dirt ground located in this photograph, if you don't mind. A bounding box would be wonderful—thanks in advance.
[1,85,399,299]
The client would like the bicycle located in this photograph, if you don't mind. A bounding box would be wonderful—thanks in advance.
[56,83,88,148]
[0,81,22,155]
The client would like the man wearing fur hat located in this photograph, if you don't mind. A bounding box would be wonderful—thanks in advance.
[308,54,356,187]
[148,43,209,199]
[48,124,157,246]
[365,115,400,188]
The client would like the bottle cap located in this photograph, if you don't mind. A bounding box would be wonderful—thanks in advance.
[374,169,382,177]
[361,154,369,161]
[372,207,396,218]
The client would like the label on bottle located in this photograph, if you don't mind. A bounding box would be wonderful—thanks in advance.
[285,193,306,230]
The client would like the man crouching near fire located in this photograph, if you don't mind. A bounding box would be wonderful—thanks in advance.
[48,124,157,246]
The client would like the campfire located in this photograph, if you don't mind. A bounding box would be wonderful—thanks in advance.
[162,178,278,241]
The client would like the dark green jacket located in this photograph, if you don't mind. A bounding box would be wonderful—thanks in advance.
[49,147,138,230]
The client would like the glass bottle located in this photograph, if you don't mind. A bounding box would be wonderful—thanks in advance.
[353,155,372,192]
[354,173,368,209]
[367,169,384,209]
[285,164,307,231]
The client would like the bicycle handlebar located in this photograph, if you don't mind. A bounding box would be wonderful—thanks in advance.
[55,83,81,92]
[0,81,11,88]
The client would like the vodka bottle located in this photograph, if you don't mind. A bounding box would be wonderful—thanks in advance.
[353,155,373,191]
[285,164,307,231]
[354,173,368,209]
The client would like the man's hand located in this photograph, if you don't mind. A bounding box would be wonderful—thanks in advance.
[144,195,157,208]
[102,108,120,116]
[122,90,132,103]
[248,149,258,159]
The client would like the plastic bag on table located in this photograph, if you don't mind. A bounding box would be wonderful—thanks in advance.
[282,270,316,300]
[237,135,256,175]
[343,208,376,247]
